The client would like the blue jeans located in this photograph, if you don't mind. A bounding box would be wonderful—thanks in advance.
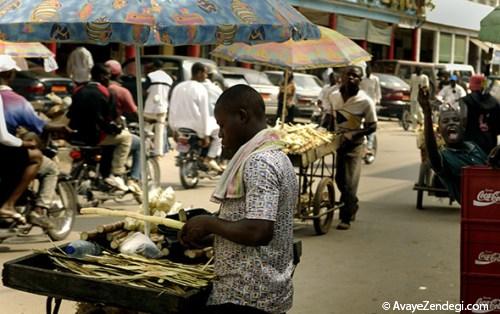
[130,134,141,181]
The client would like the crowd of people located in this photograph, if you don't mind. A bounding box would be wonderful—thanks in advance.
[1,44,500,314]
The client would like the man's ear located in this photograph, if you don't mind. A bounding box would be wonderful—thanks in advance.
[239,108,249,123]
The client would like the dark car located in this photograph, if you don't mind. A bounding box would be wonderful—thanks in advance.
[372,73,410,119]
[9,59,73,110]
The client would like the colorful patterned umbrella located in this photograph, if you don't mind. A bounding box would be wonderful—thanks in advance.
[0,0,319,232]
[0,0,320,45]
[212,26,371,70]
[0,40,53,58]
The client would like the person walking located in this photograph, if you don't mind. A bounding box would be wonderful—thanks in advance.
[330,66,377,230]
[409,67,429,129]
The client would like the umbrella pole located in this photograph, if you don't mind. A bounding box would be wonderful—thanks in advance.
[281,69,289,128]
[134,45,151,237]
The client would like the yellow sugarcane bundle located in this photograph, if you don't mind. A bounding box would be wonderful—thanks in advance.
[275,123,335,154]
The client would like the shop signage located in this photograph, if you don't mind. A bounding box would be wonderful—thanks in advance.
[338,0,423,15]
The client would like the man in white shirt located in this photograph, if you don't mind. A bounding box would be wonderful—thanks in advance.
[169,63,221,171]
[202,75,223,169]
[144,60,173,157]
[437,75,466,108]
[410,67,429,129]
[66,46,94,85]
[330,66,377,230]
[359,65,381,162]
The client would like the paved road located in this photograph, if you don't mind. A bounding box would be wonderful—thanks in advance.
[0,121,461,314]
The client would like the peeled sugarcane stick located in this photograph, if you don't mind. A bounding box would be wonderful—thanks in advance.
[81,207,185,230]
[80,230,99,241]
[97,221,125,233]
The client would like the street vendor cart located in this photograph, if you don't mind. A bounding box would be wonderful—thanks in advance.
[412,126,453,209]
[288,141,338,234]
[279,124,340,235]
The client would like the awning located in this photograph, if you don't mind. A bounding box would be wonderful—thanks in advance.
[470,37,500,52]
[470,38,490,52]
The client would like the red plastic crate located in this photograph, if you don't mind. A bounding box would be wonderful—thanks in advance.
[461,274,500,313]
[461,166,500,221]
[462,221,500,275]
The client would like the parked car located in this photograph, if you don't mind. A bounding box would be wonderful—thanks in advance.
[372,73,411,121]
[9,59,73,110]
[220,72,249,88]
[220,66,279,116]
[265,71,323,117]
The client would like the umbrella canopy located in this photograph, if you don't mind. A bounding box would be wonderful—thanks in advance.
[0,0,319,234]
[211,26,371,70]
[0,40,53,58]
[480,6,500,43]
[0,0,319,45]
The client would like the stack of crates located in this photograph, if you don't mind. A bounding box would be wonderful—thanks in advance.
[461,166,500,313]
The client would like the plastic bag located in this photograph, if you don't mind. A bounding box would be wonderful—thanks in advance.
[119,232,163,259]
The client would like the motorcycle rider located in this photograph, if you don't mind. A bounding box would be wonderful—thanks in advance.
[0,55,67,227]
[169,62,223,172]
[67,64,132,191]
[144,59,172,157]
[104,59,142,194]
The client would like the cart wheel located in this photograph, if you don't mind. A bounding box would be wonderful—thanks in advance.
[313,178,335,235]
[416,162,431,210]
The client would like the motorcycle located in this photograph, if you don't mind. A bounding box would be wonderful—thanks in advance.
[0,143,77,243]
[175,128,221,189]
[69,122,161,207]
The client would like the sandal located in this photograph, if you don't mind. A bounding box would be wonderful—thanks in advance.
[0,209,27,225]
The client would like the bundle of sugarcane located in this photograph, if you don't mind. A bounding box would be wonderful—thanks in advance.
[275,123,335,154]
[45,250,215,296]
[80,221,169,254]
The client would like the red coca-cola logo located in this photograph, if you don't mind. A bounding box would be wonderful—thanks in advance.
[475,251,500,266]
[474,297,500,313]
[473,190,500,207]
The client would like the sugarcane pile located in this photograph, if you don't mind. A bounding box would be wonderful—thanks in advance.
[45,250,215,296]
[79,187,214,260]
[276,123,335,154]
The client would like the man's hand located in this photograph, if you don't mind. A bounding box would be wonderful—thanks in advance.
[201,136,210,148]
[418,87,432,113]
[179,215,215,249]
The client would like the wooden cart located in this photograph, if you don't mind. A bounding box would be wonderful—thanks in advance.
[287,141,340,235]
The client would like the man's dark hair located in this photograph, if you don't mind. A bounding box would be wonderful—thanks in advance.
[91,63,109,81]
[153,59,164,70]
[216,84,265,119]
[191,62,207,77]
[415,67,422,74]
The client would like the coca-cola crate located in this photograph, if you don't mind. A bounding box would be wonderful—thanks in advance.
[461,166,500,221]
[462,221,500,275]
[461,274,500,313]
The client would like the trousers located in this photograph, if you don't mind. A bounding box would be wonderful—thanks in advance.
[335,139,364,224]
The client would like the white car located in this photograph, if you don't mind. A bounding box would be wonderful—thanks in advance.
[220,66,279,116]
